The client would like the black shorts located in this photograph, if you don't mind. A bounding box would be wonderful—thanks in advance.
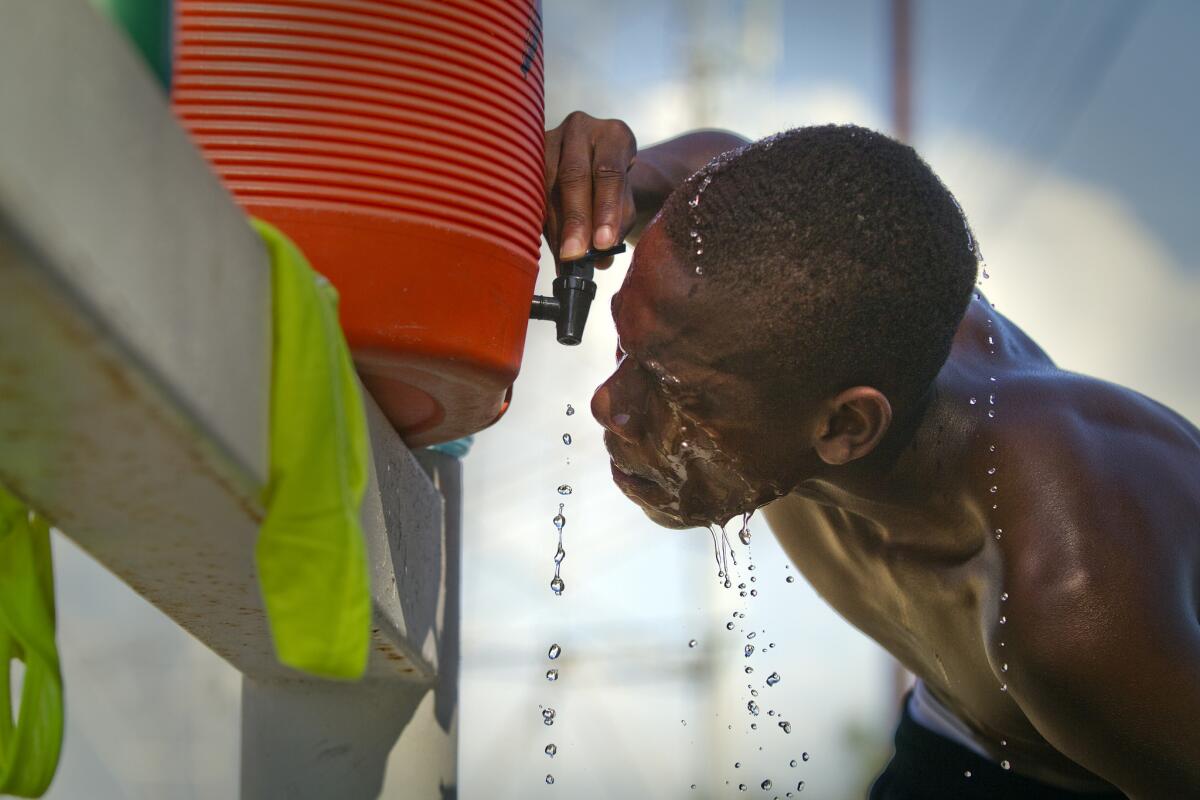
[868,695,1128,800]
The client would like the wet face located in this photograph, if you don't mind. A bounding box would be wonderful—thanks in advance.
[591,221,812,529]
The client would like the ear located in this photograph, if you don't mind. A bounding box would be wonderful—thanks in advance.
[812,386,892,466]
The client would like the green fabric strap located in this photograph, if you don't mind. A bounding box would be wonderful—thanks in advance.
[0,491,63,798]
[254,219,371,680]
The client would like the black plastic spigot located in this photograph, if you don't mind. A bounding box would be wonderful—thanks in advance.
[530,244,626,345]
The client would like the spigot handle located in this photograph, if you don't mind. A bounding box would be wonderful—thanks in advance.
[530,244,626,345]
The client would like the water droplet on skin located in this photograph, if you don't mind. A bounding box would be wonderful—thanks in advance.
[565,404,574,416]
[727,622,736,630]
[999,616,1007,625]
[557,484,572,495]
[550,576,565,595]
[785,576,795,583]
[543,708,556,725]
[1001,760,1011,770]
[688,639,698,648]
[969,396,977,405]
[545,743,557,757]
[779,721,792,733]
[801,753,809,762]
[748,701,759,716]
[1001,592,1009,602]
[766,672,781,687]
[562,433,572,445]
[548,644,561,659]
[762,780,773,790]
[546,668,558,681]
[546,774,555,784]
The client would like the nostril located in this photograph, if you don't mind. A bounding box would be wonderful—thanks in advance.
[613,413,631,427]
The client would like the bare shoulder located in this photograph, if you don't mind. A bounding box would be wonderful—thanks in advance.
[983,370,1200,796]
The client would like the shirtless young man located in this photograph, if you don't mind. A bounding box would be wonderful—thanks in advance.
[541,111,1200,799]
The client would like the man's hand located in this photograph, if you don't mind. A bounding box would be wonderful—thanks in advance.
[543,111,637,270]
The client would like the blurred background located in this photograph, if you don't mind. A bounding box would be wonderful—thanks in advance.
[46,1,1199,798]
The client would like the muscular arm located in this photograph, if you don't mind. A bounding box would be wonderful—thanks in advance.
[626,129,750,242]
[1000,404,1200,797]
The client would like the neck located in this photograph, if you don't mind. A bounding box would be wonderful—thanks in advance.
[794,371,987,557]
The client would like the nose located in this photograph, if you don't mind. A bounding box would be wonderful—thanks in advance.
[592,374,640,445]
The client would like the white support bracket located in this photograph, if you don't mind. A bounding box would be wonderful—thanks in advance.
[0,1,457,796]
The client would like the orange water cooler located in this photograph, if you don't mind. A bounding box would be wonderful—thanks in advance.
[172,0,545,446]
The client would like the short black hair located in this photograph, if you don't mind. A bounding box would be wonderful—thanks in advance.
[661,124,978,412]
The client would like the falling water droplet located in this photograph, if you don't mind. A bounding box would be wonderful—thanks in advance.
[545,773,555,784]
[1000,683,1008,692]
[750,589,758,597]
[747,632,757,640]
[785,576,795,583]
[681,719,687,726]
[988,409,996,418]
[766,672,781,687]
[989,444,997,452]
[801,752,809,762]
[696,247,704,255]
[1001,592,1009,602]
[745,666,754,674]
[779,721,792,733]
[762,780,773,790]
[726,622,735,630]
[797,781,806,791]
[745,644,755,658]
[989,394,996,405]
[554,545,566,565]
[1001,663,1009,672]
[964,770,972,778]
[1001,760,1011,771]
[748,701,760,716]
[990,486,998,494]
[553,508,565,531]
[548,644,561,660]
[739,528,752,546]
[546,668,558,681]
[999,616,1007,625]
[562,433,572,445]
[738,784,747,792]
[688,639,698,648]
[983,268,990,279]
[545,743,557,757]
[550,576,565,595]
[565,404,575,416]
[695,265,705,276]
[969,396,977,405]
[542,708,556,726]
[987,467,997,475]
[557,484,573,495]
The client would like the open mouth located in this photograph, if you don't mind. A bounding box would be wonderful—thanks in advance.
[609,460,675,505]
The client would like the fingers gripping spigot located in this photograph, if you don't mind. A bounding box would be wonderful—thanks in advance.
[530,244,626,345]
